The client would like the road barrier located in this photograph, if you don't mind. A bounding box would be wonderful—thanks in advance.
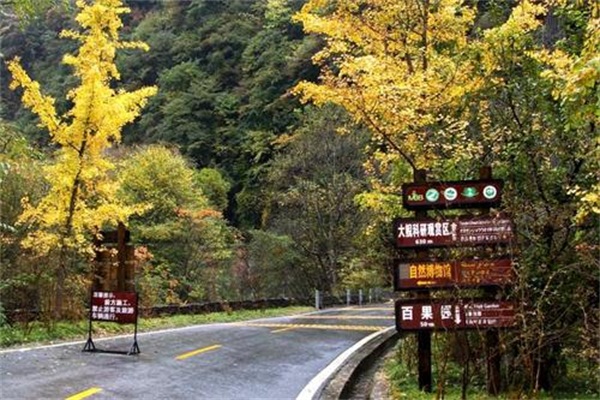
[5,288,393,323]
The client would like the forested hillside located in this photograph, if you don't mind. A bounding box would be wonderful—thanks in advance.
[0,0,598,395]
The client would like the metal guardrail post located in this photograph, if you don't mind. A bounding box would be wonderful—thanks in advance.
[315,289,320,310]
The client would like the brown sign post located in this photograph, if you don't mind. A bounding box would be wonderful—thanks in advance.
[394,258,514,290]
[393,215,514,248]
[393,167,515,395]
[395,299,517,330]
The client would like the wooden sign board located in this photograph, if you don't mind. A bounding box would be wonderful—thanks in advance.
[402,179,503,210]
[91,291,138,324]
[395,299,516,331]
[394,258,514,290]
[393,215,514,248]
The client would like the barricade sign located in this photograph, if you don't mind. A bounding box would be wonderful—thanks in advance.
[83,290,140,355]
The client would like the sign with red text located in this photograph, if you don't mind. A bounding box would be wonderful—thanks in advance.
[394,258,514,290]
[395,299,516,330]
[393,215,514,248]
[91,291,137,324]
[402,179,503,210]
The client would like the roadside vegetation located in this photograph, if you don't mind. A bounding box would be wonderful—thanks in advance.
[385,336,599,400]
[0,306,312,348]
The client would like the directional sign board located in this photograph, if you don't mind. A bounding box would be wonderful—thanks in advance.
[402,179,503,210]
[91,291,138,324]
[394,258,514,290]
[395,299,516,330]
[393,215,514,248]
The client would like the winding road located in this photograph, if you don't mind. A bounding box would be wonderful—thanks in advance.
[0,304,394,400]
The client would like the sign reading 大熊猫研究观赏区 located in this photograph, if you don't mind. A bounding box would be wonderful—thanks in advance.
[91,291,137,324]
[402,179,503,210]
[392,215,514,248]
[395,299,516,330]
[394,258,514,290]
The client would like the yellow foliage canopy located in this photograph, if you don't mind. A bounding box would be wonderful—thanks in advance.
[293,0,480,169]
[7,0,157,254]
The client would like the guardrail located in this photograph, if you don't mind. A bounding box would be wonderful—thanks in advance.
[4,288,393,323]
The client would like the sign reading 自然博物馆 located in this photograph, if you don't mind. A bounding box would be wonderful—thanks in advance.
[395,299,517,330]
[394,258,514,290]
[91,291,137,324]
[392,215,514,248]
[402,179,503,210]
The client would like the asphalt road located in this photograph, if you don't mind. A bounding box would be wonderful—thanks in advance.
[0,303,395,400]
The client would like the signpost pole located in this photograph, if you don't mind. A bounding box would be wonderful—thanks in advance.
[414,169,432,393]
[480,166,502,395]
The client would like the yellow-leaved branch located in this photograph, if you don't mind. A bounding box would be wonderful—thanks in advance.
[6,0,157,318]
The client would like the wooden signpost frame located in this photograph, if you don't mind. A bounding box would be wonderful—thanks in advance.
[395,167,514,395]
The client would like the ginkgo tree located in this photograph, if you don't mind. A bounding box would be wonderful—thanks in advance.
[293,0,480,169]
[293,0,598,393]
[7,0,157,318]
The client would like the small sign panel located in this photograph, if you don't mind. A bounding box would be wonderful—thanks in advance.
[393,215,514,248]
[395,299,516,330]
[91,291,137,324]
[402,179,503,210]
[394,258,514,290]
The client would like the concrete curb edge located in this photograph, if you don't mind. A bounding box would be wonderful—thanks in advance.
[296,326,399,400]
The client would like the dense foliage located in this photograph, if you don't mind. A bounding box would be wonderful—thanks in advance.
[0,0,597,395]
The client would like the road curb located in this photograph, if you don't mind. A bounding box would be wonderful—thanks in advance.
[296,326,399,400]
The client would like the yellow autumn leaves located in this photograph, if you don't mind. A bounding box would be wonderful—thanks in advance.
[292,0,599,217]
[7,0,157,255]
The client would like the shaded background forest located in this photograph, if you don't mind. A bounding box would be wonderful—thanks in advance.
[0,0,598,394]
[1,0,382,310]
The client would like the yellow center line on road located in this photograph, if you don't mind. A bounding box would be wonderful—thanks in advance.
[65,387,102,400]
[271,327,297,333]
[175,344,222,361]
[343,307,394,311]
[298,315,394,320]
[240,322,385,332]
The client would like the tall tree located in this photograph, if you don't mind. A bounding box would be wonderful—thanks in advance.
[293,0,598,393]
[266,106,370,293]
[6,0,157,318]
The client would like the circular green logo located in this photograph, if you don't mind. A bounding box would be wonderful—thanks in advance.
[425,188,440,202]
[462,187,478,198]
[483,185,498,199]
[444,187,458,201]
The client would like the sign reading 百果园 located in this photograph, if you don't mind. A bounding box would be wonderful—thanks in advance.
[395,299,516,330]
[394,258,514,290]
[402,179,503,210]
